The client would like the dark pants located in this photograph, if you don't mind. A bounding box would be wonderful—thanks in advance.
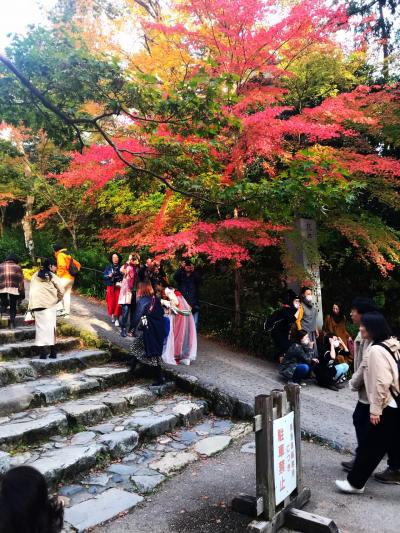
[348,406,400,488]
[353,401,370,454]
[120,304,131,329]
[129,297,137,332]
[353,400,400,470]
[0,293,18,320]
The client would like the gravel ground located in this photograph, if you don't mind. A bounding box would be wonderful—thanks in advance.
[96,436,400,533]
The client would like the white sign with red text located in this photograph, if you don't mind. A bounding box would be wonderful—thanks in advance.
[273,411,297,505]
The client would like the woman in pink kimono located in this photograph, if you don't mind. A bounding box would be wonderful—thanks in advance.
[161,286,197,366]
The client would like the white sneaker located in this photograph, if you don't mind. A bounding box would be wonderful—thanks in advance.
[56,310,66,317]
[111,315,115,323]
[180,359,190,366]
[114,319,120,327]
[335,479,365,494]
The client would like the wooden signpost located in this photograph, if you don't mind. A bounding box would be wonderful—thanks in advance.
[232,384,338,533]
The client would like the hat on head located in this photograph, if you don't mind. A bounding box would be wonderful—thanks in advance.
[53,243,64,252]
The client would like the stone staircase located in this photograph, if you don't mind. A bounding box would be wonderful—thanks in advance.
[0,318,251,532]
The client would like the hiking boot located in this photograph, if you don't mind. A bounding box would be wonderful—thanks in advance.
[121,328,127,338]
[341,459,355,472]
[49,346,57,359]
[374,468,400,485]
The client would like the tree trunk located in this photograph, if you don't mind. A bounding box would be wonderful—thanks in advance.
[234,267,242,328]
[233,207,242,327]
[0,206,5,238]
[378,0,390,82]
[21,196,35,261]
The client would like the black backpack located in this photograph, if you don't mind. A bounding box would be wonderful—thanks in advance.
[376,342,400,408]
[264,309,286,333]
[67,254,80,277]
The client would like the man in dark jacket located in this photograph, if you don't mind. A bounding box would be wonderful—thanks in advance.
[173,259,201,328]
[0,254,25,328]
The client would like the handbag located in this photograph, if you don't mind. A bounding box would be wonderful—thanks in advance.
[129,335,146,359]
[24,310,35,325]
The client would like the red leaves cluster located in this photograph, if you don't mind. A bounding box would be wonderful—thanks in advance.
[54,139,151,191]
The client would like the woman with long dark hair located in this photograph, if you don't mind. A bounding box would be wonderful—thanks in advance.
[324,302,351,350]
[128,281,167,385]
[336,313,400,493]
[0,466,63,533]
[103,252,123,327]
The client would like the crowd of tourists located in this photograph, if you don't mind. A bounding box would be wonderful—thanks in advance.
[0,248,200,385]
[0,248,399,524]
[269,289,400,493]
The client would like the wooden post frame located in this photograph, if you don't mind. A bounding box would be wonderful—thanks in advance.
[232,384,338,532]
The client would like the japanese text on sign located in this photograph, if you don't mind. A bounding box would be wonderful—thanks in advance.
[273,411,296,505]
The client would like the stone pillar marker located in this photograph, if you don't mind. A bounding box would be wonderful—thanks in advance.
[286,218,323,329]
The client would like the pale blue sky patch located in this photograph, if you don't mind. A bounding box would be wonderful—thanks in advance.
[0,0,55,51]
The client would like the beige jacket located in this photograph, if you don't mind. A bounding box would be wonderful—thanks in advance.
[29,272,64,310]
[352,332,371,403]
[350,338,400,416]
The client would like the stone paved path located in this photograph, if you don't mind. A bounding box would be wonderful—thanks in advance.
[0,311,251,532]
[69,293,358,452]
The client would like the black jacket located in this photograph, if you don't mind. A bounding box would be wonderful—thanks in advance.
[173,268,201,310]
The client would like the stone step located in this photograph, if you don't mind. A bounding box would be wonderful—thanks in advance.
[0,349,110,387]
[0,315,24,329]
[7,396,207,486]
[0,337,80,360]
[0,384,154,449]
[62,416,251,532]
[0,365,132,418]
[0,327,36,345]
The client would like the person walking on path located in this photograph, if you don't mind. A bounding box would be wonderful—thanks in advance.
[0,254,25,329]
[341,298,378,473]
[53,244,80,318]
[118,253,139,338]
[268,290,300,361]
[28,259,64,360]
[336,313,400,493]
[173,259,201,329]
[128,281,167,386]
[296,286,319,357]
[279,329,318,385]
[324,302,352,350]
[103,252,123,327]
[314,334,349,391]
[0,466,64,533]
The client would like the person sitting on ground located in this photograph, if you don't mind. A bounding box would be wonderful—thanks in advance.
[103,252,123,327]
[28,259,64,360]
[0,253,25,329]
[267,290,301,361]
[324,302,352,351]
[0,465,64,533]
[314,334,350,391]
[336,313,400,494]
[279,329,318,386]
